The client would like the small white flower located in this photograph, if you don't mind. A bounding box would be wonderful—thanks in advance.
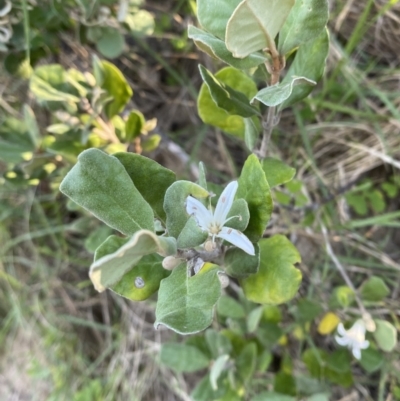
[186,181,255,255]
[335,320,370,360]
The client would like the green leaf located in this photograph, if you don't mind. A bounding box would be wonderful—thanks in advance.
[177,216,208,248]
[125,10,155,35]
[160,343,210,372]
[197,0,242,40]
[329,286,355,308]
[60,148,154,236]
[274,372,297,396]
[281,29,329,108]
[23,105,41,148]
[155,263,222,334]
[278,0,329,56]
[225,198,250,231]
[242,235,302,304]
[206,329,233,358]
[91,230,176,292]
[84,225,114,253]
[197,67,258,137]
[382,182,398,198]
[125,110,145,141]
[96,28,125,59]
[0,117,35,163]
[296,299,323,323]
[217,295,246,319]
[237,342,257,384]
[367,189,386,213]
[30,64,80,103]
[252,76,316,107]
[359,347,384,373]
[251,392,296,401]
[237,154,273,242]
[191,373,227,401]
[360,276,390,302]
[188,25,267,70]
[93,57,133,118]
[224,244,260,277]
[247,306,264,332]
[164,181,209,239]
[262,158,296,187]
[226,0,294,58]
[244,117,259,151]
[112,253,169,301]
[199,65,260,118]
[210,354,230,390]
[113,152,176,222]
[373,319,397,352]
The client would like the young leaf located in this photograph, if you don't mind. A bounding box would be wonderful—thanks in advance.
[262,158,296,188]
[164,180,209,239]
[373,319,397,352]
[226,0,294,58]
[111,254,170,301]
[359,348,384,373]
[242,235,302,304]
[237,154,273,242]
[210,354,230,390]
[197,0,242,40]
[0,117,35,163]
[224,244,260,277]
[237,342,257,384]
[92,57,133,118]
[113,152,176,222]
[160,343,210,373]
[278,0,329,56]
[244,117,259,151]
[198,67,259,137]
[155,263,222,335]
[30,64,80,103]
[360,276,390,302]
[90,230,176,292]
[281,29,329,108]
[252,76,316,107]
[23,105,41,148]
[60,149,154,235]
[188,26,267,70]
[125,110,145,141]
[217,295,246,319]
[199,65,260,118]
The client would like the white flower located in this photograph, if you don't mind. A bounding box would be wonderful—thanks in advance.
[335,320,370,360]
[185,181,255,255]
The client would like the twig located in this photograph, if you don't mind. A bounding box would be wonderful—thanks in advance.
[319,219,375,331]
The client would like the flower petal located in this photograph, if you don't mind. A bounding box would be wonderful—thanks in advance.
[335,335,349,346]
[218,226,255,255]
[214,181,238,225]
[360,340,370,350]
[186,196,213,231]
[337,323,346,336]
[352,347,362,360]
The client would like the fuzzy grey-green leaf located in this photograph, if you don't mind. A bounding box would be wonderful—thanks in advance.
[188,26,267,70]
[164,181,209,239]
[199,65,260,117]
[278,0,329,56]
[113,152,176,222]
[155,263,222,334]
[91,230,176,292]
[59,148,154,235]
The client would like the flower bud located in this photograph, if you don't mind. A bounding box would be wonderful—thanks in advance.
[162,256,181,270]
[204,240,216,252]
[218,273,229,289]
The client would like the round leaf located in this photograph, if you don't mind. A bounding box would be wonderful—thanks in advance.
[242,235,302,304]
[373,319,397,352]
[96,28,125,59]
